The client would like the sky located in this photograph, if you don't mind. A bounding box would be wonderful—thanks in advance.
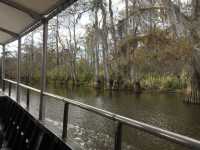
[57,0,124,44]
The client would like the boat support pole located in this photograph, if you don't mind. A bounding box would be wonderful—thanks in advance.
[39,18,48,121]
[2,44,5,92]
[16,37,21,103]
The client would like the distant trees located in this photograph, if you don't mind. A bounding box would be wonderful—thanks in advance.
[7,0,191,92]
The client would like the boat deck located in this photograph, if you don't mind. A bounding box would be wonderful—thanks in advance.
[0,96,72,150]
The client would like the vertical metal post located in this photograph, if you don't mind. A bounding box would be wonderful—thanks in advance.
[39,19,48,121]
[2,45,5,92]
[16,37,21,103]
[2,80,5,92]
[62,103,69,140]
[26,89,30,111]
[114,122,122,150]
[8,82,11,96]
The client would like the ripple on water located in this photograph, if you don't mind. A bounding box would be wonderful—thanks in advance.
[44,118,135,150]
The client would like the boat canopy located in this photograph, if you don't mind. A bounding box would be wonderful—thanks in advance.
[0,0,75,45]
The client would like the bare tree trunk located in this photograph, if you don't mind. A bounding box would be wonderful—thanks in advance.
[162,0,200,103]
[109,0,117,53]
[67,27,73,83]
[183,1,200,103]
[29,32,34,85]
[187,46,200,104]
[100,0,110,89]
[56,15,60,66]
[187,56,200,104]
[94,5,100,88]
[125,0,129,36]
[66,21,77,85]
[94,44,100,87]
[72,17,77,85]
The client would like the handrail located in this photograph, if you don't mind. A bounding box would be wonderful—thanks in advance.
[43,92,116,120]
[19,83,41,93]
[43,92,200,149]
[4,78,17,85]
[3,78,200,150]
[116,116,200,149]
[4,78,41,93]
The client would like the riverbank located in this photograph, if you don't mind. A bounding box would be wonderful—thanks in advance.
[19,72,190,95]
[45,80,189,95]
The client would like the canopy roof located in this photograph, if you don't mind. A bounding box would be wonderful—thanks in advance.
[0,0,75,45]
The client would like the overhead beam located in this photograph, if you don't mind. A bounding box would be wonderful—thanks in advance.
[46,0,77,20]
[2,0,77,45]
[0,0,41,19]
[0,27,18,37]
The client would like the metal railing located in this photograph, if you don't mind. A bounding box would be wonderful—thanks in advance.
[2,78,200,150]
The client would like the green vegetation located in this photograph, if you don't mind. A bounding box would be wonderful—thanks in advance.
[4,0,199,96]
[141,72,189,91]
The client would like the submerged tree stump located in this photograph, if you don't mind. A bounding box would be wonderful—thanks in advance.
[184,68,200,105]
[112,80,120,90]
[133,81,142,94]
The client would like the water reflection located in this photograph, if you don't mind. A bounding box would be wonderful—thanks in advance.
[45,86,200,150]
[4,84,200,150]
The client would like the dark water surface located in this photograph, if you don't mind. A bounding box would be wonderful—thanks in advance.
[6,85,200,150]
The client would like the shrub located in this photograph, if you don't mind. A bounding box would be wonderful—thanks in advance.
[141,73,189,91]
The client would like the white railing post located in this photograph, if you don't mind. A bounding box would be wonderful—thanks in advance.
[2,45,5,92]
[39,18,48,121]
[16,37,21,103]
